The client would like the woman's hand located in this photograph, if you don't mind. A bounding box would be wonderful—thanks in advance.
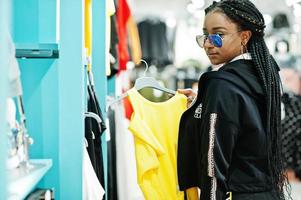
[177,88,197,107]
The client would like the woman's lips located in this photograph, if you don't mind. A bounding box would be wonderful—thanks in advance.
[207,52,219,57]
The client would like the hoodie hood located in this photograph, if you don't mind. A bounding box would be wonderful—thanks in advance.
[191,59,265,110]
[219,59,265,99]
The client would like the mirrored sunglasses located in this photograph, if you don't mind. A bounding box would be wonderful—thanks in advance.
[196,34,223,48]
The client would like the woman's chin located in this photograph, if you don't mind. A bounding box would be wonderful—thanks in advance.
[210,59,222,65]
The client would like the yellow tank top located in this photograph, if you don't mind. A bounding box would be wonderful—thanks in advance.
[128,88,198,200]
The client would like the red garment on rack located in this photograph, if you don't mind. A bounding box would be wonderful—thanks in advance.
[123,96,133,120]
[116,0,131,72]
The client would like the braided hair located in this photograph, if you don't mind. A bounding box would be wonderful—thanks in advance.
[205,0,290,199]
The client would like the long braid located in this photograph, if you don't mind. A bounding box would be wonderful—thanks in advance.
[206,1,290,199]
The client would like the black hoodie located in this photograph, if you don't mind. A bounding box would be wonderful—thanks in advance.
[177,59,274,199]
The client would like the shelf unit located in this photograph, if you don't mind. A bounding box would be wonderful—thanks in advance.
[15,43,59,59]
[0,0,108,199]
[12,0,61,198]
[7,159,52,200]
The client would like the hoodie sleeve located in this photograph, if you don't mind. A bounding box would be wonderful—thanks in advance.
[200,79,241,200]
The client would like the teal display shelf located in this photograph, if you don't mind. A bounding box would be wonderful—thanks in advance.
[15,43,59,59]
[7,159,52,200]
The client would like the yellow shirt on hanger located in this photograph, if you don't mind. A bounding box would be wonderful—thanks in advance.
[128,88,198,200]
[85,0,92,72]
[106,0,116,76]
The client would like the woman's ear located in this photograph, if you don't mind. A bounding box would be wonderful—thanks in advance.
[241,30,252,45]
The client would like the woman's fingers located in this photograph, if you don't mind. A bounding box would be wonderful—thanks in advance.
[177,88,197,108]
[177,88,196,97]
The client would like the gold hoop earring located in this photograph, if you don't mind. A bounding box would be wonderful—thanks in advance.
[241,42,248,59]
[240,44,244,55]
[244,43,248,54]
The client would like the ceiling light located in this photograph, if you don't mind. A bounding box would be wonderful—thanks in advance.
[186,3,196,14]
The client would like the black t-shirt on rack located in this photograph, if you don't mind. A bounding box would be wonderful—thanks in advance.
[85,84,106,196]
[138,19,171,68]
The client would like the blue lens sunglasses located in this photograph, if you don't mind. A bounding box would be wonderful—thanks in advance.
[196,32,241,48]
[196,34,223,48]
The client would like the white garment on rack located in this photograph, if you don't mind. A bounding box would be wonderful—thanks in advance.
[113,102,144,200]
[6,31,22,97]
[6,98,20,170]
[83,145,105,200]
[6,98,16,129]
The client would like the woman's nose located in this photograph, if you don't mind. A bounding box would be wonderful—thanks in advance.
[203,38,214,48]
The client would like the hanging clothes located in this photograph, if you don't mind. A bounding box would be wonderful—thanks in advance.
[84,0,92,72]
[83,145,105,200]
[111,101,144,200]
[279,68,301,96]
[116,0,131,71]
[127,15,142,65]
[107,107,118,200]
[138,19,171,68]
[85,84,106,192]
[84,0,92,54]
[281,92,301,177]
[107,14,119,79]
[106,0,117,76]
[110,14,119,61]
[127,88,198,200]
[123,96,134,120]
[7,31,22,97]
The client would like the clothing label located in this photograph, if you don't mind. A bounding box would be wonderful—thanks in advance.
[194,103,202,119]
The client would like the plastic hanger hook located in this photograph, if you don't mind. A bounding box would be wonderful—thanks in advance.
[140,59,149,77]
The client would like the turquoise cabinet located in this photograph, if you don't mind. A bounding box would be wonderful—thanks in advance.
[0,0,107,199]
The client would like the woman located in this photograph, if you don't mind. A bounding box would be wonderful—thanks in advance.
[177,0,290,199]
